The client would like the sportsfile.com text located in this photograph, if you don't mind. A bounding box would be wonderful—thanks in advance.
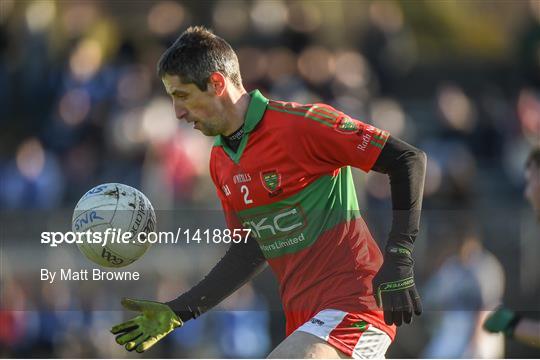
[41,228,252,247]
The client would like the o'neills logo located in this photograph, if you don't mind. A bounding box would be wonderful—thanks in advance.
[357,132,372,152]
[233,173,252,184]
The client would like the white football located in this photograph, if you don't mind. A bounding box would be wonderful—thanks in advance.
[72,183,156,268]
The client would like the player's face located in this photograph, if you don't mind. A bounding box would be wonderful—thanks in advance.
[162,73,226,136]
[524,162,540,220]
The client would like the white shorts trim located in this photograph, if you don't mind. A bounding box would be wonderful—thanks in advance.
[294,309,392,359]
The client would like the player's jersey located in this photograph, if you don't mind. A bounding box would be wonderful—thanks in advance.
[209,90,395,339]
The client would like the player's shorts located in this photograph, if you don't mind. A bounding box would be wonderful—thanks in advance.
[294,309,392,359]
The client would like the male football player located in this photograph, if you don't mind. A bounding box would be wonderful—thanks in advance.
[111,26,426,358]
[483,147,540,348]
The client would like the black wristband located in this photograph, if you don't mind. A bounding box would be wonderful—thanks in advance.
[385,245,412,257]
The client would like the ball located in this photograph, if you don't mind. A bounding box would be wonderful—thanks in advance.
[72,183,156,268]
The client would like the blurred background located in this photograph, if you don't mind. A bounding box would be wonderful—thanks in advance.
[1,0,540,358]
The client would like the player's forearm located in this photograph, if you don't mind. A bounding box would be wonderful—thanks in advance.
[372,136,427,252]
[166,237,267,322]
[514,318,540,348]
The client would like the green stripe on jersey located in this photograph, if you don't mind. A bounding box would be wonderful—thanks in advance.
[370,140,384,149]
[267,105,336,128]
[269,102,341,121]
[237,167,361,259]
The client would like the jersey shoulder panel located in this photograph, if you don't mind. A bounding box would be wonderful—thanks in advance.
[265,100,389,173]
[266,100,344,129]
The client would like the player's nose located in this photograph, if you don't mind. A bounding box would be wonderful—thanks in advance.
[175,108,188,122]
[172,99,188,121]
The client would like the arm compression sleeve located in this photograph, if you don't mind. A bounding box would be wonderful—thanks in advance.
[166,237,267,321]
[371,135,427,252]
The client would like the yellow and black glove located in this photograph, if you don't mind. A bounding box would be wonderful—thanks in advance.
[111,298,183,353]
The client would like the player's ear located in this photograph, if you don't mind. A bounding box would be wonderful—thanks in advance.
[208,72,226,96]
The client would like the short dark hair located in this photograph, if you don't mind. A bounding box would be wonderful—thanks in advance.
[157,26,242,91]
[526,147,540,168]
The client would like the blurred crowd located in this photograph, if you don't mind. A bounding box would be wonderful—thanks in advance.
[1,0,540,358]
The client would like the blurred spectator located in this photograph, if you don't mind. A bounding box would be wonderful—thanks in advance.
[212,284,271,358]
[421,230,505,358]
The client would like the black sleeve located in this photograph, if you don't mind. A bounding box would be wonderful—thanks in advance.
[371,135,427,253]
[166,237,267,322]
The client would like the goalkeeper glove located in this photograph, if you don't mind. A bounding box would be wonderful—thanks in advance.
[373,246,422,326]
[111,298,183,353]
[484,307,521,337]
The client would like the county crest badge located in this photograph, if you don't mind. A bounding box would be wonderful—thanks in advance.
[260,170,282,197]
[335,116,362,134]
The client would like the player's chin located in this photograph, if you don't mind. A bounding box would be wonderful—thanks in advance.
[198,126,219,137]
[198,128,213,136]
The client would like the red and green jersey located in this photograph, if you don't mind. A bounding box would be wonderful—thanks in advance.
[209,90,395,339]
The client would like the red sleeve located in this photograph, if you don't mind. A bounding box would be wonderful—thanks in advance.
[283,103,389,173]
[210,150,243,231]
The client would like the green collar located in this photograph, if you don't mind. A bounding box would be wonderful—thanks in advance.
[214,89,268,163]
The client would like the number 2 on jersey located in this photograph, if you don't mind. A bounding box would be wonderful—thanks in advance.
[241,185,253,204]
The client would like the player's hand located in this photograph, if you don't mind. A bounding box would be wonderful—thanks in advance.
[372,246,422,326]
[111,298,183,353]
[484,307,520,337]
